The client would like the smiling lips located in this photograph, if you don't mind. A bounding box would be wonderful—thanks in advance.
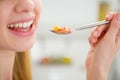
[7,20,33,32]
[7,19,36,37]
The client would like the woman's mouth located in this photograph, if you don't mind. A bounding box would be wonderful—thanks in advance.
[7,20,35,37]
[8,20,33,31]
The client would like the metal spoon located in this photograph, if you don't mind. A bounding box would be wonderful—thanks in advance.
[50,20,109,35]
[75,20,109,30]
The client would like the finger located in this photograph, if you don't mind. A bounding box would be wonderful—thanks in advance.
[89,24,109,47]
[105,13,120,40]
[88,29,98,46]
[105,12,116,21]
[96,25,107,37]
[91,24,108,40]
[88,12,116,47]
[97,24,109,39]
[88,35,96,47]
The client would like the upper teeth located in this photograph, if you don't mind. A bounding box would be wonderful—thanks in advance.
[8,20,33,28]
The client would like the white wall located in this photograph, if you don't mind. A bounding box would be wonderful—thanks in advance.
[31,0,120,80]
[31,0,98,80]
[37,0,99,36]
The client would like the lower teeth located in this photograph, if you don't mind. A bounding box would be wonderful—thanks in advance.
[9,27,30,32]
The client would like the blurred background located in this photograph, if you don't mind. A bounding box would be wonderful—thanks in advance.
[30,0,120,80]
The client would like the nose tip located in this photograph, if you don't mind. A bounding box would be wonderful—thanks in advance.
[14,0,34,13]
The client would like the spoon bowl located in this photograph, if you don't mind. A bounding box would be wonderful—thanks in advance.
[50,30,71,35]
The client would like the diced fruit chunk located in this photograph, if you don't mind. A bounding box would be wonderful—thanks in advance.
[53,25,61,31]
[52,25,71,34]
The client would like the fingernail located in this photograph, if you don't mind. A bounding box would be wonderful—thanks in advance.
[105,14,110,20]
[105,14,110,18]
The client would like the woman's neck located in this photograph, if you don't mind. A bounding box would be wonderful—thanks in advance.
[0,50,15,80]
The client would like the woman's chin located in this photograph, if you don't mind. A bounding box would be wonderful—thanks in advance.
[13,42,34,52]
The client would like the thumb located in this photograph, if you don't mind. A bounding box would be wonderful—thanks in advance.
[105,13,120,40]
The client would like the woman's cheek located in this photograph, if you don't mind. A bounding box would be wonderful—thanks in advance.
[34,0,42,16]
[34,0,42,26]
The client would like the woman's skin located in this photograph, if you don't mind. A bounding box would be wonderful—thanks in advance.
[0,0,119,80]
[0,0,41,80]
[86,12,120,80]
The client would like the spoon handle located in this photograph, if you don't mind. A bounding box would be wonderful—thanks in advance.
[75,20,109,30]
